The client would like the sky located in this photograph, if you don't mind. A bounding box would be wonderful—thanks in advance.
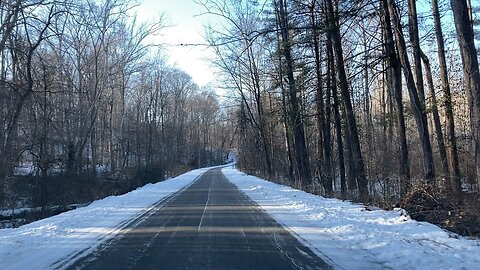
[133,0,217,87]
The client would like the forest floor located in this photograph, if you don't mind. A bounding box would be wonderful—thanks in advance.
[400,185,480,237]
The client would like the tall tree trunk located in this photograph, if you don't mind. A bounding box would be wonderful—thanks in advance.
[432,0,461,191]
[327,31,346,197]
[310,4,332,194]
[276,0,311,186]
[324,70,333,191]
[407,0,426,103]
[247,44,273,179]
[282,87,295,181]
[362,29,373,180]
[0,0,21,53]
[449,0,478,190]
[326,0,368,201]
[275,21,295,182]
[90,126,97,177]
[381,0,410,195]
[407,0,436,182]
[109,101,116,173]
[421,51,449,179]
[387,0,435,184]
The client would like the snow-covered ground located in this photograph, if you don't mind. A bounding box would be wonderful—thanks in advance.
[0,166,216,270]
[222,166,480,270]
[2,164,479,270]
[13,163,112,176]
[0,204,87,217]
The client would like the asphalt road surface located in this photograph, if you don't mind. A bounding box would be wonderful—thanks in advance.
[68,168,332,270]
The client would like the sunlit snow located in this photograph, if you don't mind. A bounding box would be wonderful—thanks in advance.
[1,165,479,269]
[0,166,216,270]
[222,166,480,270]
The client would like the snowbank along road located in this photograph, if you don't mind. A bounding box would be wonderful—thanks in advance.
[1,165,479,269]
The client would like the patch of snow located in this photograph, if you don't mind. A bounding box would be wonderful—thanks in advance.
[13,163,36,176]
[13,163,65,176]
[223,166,480,270]
[0,165,222,270]
[227,149,238,163]
[13,162,112,177]
[0,204,85,217]
[95,164,109,174]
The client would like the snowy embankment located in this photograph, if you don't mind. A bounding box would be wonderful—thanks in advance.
[0,166,216,270]
[222,166,480,270]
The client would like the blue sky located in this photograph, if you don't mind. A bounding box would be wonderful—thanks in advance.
[134,0,216,86]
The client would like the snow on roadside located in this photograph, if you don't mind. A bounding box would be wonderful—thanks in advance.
[222,166,480,270]
[0,166,215,270]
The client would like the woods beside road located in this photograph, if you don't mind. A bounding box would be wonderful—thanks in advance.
[1,0,480,239]
[202,0,480,235]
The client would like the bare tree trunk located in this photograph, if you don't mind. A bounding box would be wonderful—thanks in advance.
[332,81,346,197]
[91,124,98,177]
[282,77,296,182]
[276,0,311,186]
[327,31,346,197]
[109,93,116,173]
[387,0,435,184]
[326,0,368,201]
[451,0,480,189]
[381,0,410,195]
[0,0,21,53]
[275,21,295,181]
[362,29,373,180]
[247,44,273,178]
[310,4,332,194]
[324,74,333,191]
[407,0,426,103]
[407,0,436,182]
[421,51,449,180]
[433,0,460,192]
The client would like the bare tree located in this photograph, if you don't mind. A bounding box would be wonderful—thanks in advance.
[431,0,461,192]
[325,0,368,200]
[387,0,435,184]
[275,0,311,186]
[450,0,480,189]
[381,0,410,195]
[0,2,59,178]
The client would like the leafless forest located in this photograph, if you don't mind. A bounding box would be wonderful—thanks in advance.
[202,0,480,235]
[1,0,480,235]
[0,0,230,225]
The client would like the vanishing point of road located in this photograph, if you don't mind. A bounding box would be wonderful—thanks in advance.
[68,167,332,270]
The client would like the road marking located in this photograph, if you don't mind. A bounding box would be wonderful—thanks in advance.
[197,180,211,232]
[273,232,304,270]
